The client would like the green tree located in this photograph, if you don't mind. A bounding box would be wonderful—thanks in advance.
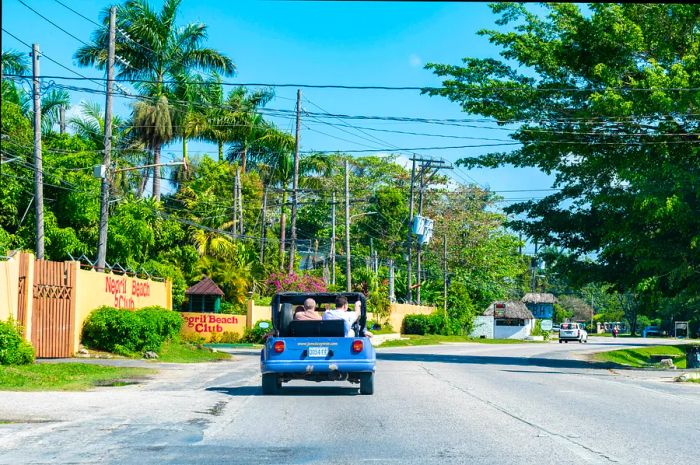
[425,4,700,318]
[76,0,235,200]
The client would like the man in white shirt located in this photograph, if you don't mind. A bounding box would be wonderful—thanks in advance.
[322,296,364,337]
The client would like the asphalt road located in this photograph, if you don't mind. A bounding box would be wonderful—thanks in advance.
[1,337,698,465]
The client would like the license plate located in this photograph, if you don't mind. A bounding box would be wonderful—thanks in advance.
[308,347,329,357]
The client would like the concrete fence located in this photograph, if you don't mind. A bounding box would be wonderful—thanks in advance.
[0,252,172,357]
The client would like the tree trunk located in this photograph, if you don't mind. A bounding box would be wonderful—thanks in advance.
[241,146,248,173]
[138,156,151,197]
[153,143,161,201]
[279,189,287,270]
[183,137,188,161]
[218,141,223,162]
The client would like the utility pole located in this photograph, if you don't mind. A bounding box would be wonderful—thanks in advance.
[331,191,336,286]
[232,169,238,235]
[443,234,448,318]
[288,89,301,274]
[96,6,116,271]
[32,43,44,259]
[416,165,425,305]
[405,155,452,304]
[345,159,351,291]
[260,186,268,264]
[236,166,243,236]
[59,106,66,134]
[370,238,374,272]
[531,240,539,292]
[388,259,395,303]
[406,155,416,303]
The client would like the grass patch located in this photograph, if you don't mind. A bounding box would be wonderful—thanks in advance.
[0,363,154,391]
[593,345,692,368]
[155,340,231,363]
[377,334,544,348]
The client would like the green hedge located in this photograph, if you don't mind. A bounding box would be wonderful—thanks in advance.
[82,306,183,355]
[0,318,34,365]
[402,313,462,336]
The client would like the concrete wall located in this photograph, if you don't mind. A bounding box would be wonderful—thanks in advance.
[246,300,270,328]
[367,303,435,333]
[470,316,494,339]
[0,256,20,322]
[494,319,534,339]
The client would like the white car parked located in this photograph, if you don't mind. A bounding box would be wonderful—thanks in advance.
[559,322,588,343]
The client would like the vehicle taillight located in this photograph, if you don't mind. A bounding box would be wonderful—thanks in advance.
[273,340,285,353]
[352,340,363,353]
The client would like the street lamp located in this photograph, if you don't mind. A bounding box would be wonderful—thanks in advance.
[350,211,378,221]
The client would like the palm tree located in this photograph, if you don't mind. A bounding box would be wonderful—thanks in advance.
[132,95,173,201]
[1,50,30,106]
[69,101,148,194]
[75,0,235,200]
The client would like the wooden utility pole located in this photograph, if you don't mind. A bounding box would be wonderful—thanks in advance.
[388,259,395,303]
[405,155,416,303]
[96,6,116,270]
[417,165,425,305]
[32,43,44,259]
[345,159,351,291]
[288,89,301,274]
[260,186,268,264]
[232,168,238,235]
[331,191,336,286]
[443,234,448,318]
[236,166,243,235]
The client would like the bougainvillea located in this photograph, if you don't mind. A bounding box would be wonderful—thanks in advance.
[265,272,327,294]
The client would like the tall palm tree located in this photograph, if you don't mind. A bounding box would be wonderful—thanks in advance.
[132,95,173,201]
[75,0,235,200]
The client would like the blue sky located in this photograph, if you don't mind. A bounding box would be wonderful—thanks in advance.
[3,0,552,249]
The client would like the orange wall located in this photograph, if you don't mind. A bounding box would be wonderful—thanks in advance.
[74,268,172,351]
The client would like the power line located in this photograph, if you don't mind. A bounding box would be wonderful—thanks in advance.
[10,70,700,94]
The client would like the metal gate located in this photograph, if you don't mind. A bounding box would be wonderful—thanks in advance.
[31,260,76,358]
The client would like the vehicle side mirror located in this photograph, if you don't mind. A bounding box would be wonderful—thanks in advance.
[258,322,270,329]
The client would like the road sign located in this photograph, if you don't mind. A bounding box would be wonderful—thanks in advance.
[541,319,553,331]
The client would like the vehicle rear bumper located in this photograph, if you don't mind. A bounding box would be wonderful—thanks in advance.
[261,359,375,375]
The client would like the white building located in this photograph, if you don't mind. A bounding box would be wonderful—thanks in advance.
[470,301,535,340]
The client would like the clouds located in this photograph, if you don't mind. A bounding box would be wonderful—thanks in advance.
[408,53,422,68]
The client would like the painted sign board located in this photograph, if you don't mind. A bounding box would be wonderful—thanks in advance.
[541,319,553,331]
[180,312,247,342]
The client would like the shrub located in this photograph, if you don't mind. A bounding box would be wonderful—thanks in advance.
[0,318,34,365]
[403,312,463,336]
[220,331,240,343]
[241,320,272,344]
[82,306,183,354]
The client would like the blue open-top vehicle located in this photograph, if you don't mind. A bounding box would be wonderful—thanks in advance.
[260,292,376,395]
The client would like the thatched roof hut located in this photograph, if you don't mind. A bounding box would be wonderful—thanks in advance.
[483,301,534,320]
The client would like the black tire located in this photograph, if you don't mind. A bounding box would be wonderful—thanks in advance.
[262,373,278,395]
[565,340,568,343]
[559,340,562,344]
[359,373,374,395]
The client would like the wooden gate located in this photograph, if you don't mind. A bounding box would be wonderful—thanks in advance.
[31,260,76,358]
[16,253,30,337]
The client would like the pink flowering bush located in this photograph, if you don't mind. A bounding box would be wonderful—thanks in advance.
[265,272,327,294]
